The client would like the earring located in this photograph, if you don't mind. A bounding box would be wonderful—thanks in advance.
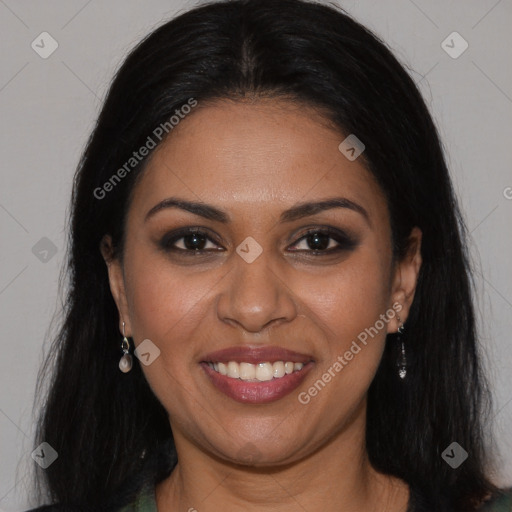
[119,321,133,373]
[396,314,407,379]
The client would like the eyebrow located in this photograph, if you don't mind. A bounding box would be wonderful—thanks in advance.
[145,196,370,225]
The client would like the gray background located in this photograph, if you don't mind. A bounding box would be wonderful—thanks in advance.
[0,0,511,510]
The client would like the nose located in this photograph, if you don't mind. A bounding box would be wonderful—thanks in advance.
[216,247,297,333]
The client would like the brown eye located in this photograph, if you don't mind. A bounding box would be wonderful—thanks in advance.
[288,228,358,254]
[303,232,332,251]
[159,228,223,253]
[180,232,208,251]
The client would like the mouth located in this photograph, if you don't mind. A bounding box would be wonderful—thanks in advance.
[206,360,306,381]
[200,346,314,404]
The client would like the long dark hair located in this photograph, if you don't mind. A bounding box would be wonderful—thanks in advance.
[31,0,499,509]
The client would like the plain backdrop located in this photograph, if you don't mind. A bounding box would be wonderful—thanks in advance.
[0,0,511,510]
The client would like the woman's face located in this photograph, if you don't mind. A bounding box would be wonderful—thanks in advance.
[105,98,421,466]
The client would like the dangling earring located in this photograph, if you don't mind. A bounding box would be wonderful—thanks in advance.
[119,321,133,373]
[396,314,407,379]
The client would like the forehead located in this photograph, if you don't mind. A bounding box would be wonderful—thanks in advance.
[129,99,387,222]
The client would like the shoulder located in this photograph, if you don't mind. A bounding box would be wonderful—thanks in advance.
[24,483,157,512]
[25,507,85,511]
[477,487,512,511]
[24,506,80,512]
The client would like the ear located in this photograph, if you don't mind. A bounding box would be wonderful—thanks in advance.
[100,235,132,336]
[389,226,422,333]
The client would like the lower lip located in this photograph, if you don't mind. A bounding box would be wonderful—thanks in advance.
[201,362,313,404]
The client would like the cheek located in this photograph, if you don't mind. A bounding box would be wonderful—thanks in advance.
[122,253,217,415]
[298,247,393,397]
[125,245,203,332]
[308,253,391,338]
[123,249,217,358]
[294,254,392,425]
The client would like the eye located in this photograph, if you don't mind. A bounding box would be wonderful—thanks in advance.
[158,226,358,256]
[159,228,223,254]
[288,228,358,254]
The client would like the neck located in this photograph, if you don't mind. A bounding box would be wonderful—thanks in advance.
[156,407,410,512]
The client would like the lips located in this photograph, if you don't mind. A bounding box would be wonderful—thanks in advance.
[202,345,313,364]
[200,346,314,404]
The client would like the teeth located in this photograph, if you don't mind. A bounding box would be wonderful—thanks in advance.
[273,361,285,378]
[227,361,240,378]
[255,362,273,381]
[209,361,305,381]
[240,362,256,380]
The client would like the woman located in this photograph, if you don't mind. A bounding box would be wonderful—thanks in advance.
[27,0,511,510]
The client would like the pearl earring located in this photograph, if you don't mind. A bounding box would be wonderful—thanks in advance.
[119,321,133,373]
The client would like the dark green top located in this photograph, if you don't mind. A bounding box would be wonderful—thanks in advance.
[478,488,512,512]
[27,484,512,511]
[117,484,512,511]
[118,483,156,511]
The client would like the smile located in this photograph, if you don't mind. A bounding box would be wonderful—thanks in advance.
[206,361,305,381]
[200,345,314,404]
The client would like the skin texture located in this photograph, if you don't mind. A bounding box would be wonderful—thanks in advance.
[102,98,422,512]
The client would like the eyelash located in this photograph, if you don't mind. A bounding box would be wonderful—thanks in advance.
[158,226,358,256]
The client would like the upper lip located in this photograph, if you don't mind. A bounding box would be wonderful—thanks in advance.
[201,345,314,364]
